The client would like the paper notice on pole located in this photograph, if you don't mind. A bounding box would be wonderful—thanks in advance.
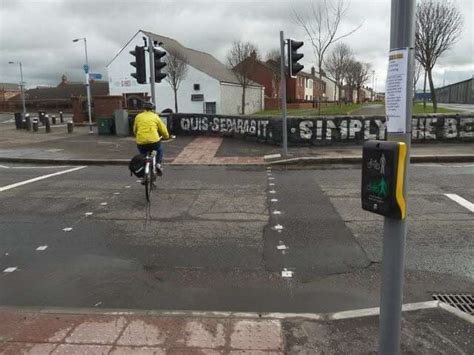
[385,48,409,133]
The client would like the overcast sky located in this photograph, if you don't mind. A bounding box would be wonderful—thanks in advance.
[1,0,472,92]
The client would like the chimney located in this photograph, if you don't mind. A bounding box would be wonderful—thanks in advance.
[311,66,315,76]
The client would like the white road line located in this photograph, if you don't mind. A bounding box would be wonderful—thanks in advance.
[0,165,73,169]
[268,177,275,180]
[62,227,73,232]
[269,183,275,186]
[36,245,48,251]
[113,192,121,195]
[0,166,86,192]
[85,212,94,216]
[277,245,288,250]
[444,194,474,212]
[100,202,108,206]
[274,224,284,231]
[269,190,276,194]
[281,269,293,278]
[271,198,278,202]
[3,267,17,273]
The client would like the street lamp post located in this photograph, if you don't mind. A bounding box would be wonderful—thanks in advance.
[73,37,93,134]
[8,61,26,118]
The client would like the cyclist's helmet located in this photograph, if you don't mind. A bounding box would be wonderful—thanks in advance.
[143,102,156,111]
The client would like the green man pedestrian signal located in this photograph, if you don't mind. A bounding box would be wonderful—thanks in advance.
[288,39,304,77]
[130,46,146,84]
[154,48,167,83]
[361,141,407,219]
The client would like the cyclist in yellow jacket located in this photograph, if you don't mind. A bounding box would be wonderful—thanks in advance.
[133,102,169,175]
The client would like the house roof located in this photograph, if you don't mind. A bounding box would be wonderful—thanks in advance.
[144,31,263,86]
[16,81,109,101]
[0,83,20,91]
[109,30,261,87]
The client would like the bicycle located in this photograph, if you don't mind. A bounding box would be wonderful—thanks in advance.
[142,135,175,203]
[143,150,157,203]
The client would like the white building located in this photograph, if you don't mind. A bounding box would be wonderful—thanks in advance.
[107,30,264,115]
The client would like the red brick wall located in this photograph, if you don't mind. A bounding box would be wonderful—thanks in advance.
[94,96,123,118]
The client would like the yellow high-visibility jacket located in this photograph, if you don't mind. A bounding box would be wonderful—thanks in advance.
[133,111,169,145]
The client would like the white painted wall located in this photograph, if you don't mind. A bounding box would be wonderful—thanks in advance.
[322,76,339,102]
[220,83,264,115]
[304,78,313,100]
[108,31,221,113]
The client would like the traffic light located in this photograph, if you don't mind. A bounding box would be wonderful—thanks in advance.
[288,39,304,77]
[130,46,146,84]
[153,48,167,83]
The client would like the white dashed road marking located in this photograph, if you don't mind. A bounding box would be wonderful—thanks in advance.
[268,177,275,180]
[100,202,108,206]
[281,269,293,278]
[269,190,276,194]
[444,194,474,212]
[62,227,73,232]
[271,198,278,202]
[3,267,17,273]
[85,212,93,216]
[36,245,48,251]
[0,166,87,192]
[269,183,275,186]
[277,244,288,250]
[113,192,121,195]
[274,224,284,231]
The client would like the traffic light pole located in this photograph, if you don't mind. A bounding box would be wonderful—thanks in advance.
[147,35,156,106]
[378,0,415,353]
[279,31,288,156]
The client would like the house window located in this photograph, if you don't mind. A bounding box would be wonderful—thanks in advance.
[194,84,200,91]
[204,102,216,114]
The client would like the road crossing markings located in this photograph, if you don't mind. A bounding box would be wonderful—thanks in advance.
[0,166,86,192]
[268,177,275,180]
[269,183,275,186]
[3,267,17,273]
[271,198,278,203]
[85,212,93,216]
[100,202,108,206]
[269,190,276,194]
[444,194,474,212]
[281,268,293,278]
[36,246,48,251]
[272,210,281,215]
[273,224,284,232]
[62,227,73,232]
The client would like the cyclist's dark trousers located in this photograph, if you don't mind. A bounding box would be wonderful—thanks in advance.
[137,141,163,164]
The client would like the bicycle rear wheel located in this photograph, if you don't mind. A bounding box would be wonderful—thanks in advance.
[145,168,153,203]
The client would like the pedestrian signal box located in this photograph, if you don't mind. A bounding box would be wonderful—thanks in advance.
[361,141,407,219]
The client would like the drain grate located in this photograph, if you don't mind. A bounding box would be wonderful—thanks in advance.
[432,293,474,315]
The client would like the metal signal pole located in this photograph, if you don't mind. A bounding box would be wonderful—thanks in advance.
[378,0,415,353]
[279,31,288,155]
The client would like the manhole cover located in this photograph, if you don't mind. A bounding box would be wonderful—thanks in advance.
[432,293,473,315]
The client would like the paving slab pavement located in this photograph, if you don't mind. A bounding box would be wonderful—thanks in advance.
[0,124,472,165]
[0,302,471,354]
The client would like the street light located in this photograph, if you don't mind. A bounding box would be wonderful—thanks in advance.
[372,70,375,102]
[73,37,93,134]
[8,61,26,119]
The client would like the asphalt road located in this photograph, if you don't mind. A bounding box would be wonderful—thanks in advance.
[0,163,472,313]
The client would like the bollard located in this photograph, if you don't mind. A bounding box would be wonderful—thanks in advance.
[45,116,51,133]
[32,118,39,132]
[59,111,64,123]
[67,121,74,134]
[52,115,56,125]
[25,116,32,131]
[39,112,46,125]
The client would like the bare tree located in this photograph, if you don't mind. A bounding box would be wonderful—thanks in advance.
[227,41,259,115]
[266,48,283,99]
[413,60,422,103]
[164,47,189,113]
[415,0,463,112]
[294,0,361,112]
[325,42,352,103]
[344,59,358,103]
[354,62,371,104]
